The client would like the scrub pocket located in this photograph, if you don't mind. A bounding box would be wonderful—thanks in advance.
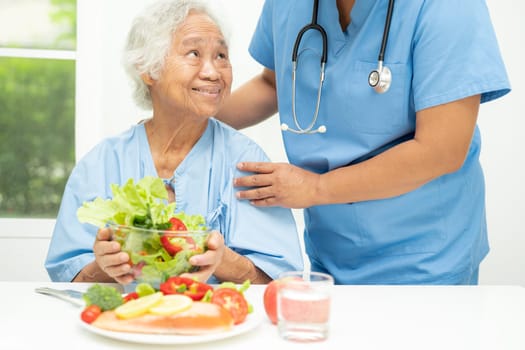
[353,179,447,257]
[345,60,409,134]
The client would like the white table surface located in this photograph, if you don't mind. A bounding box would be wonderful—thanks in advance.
[1,282,524,350]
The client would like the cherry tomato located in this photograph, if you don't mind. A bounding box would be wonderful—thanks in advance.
[160,276,213,301]
[169,217,187,231]
[211,288,249,325]
[80,305,102,324]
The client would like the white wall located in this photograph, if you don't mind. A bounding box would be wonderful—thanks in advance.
[6,0,518,284]
[0,219,55,281]
[476,0,525,285]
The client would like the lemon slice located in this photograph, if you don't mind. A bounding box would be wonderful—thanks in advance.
[149,294,193,316]
[115,292,163,319]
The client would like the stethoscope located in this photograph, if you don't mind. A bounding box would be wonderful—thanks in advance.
[281,0,395,135]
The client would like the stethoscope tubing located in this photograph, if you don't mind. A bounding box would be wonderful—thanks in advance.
[286,0,328,134]
[378,0,395,63]
[284,0,395,135]
[292,0,327,64]
[292,24,327,64]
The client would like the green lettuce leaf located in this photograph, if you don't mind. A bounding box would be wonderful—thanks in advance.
[76,176,177,228]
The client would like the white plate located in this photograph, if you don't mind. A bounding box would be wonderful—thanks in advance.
[79,310,263,345]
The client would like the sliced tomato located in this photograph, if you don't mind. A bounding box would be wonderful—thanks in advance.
[159,276,213,301]
[184,236,196,249]
[160,234,184,255]
[160,235,200,256]
[180,236,201,253]
[168,217,187,231]
[211,288,249,325]
[161,218,192,255]
[80,305,102,324]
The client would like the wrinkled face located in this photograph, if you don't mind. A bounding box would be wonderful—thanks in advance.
[148,11,232,119]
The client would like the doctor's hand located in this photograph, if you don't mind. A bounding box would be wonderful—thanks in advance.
[234,161,321,209]
[180,231,225,283]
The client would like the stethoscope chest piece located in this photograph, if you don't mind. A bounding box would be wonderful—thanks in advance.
[368,64,392,94]
[368,0,395,94]
[283,0,395,134]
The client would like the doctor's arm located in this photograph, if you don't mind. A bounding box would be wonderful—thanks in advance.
[216,68,278,129]
[234,94,481,208]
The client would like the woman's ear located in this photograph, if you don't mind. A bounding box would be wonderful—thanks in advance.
[141,73,155,86]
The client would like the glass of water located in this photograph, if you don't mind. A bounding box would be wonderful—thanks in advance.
[277,271,334,342]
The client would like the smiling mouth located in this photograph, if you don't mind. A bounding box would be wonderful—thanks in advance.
[192,87,221,95]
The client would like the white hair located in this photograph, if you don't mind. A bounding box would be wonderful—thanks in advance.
[122,0,228,110]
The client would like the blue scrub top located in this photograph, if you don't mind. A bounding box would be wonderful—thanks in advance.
[45,119,304,282]
[249,0,510,284]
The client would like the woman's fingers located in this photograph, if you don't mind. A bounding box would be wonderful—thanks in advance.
[94,228,132,280]
[113,274,135,285]
[182,231,225,282]
[96,227,113,241]
[189,231,224,266]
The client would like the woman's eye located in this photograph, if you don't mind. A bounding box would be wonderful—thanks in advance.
[187,50,199,58]
[217,52,228,60]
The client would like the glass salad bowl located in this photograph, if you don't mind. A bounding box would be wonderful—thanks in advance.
[109,224,210,288]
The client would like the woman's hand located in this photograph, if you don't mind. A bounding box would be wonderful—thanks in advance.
[233,162,321,208]
[180,231,225,282]
[92,227,134,284]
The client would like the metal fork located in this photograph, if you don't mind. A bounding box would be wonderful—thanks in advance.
[35,287,85,307]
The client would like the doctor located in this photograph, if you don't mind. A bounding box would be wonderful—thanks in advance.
[217,0,511,284]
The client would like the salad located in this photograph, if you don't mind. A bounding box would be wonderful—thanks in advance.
[77,176,209,286]
[80,280,252,330]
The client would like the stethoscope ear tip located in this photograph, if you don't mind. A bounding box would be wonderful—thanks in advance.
[280,123,289,131]
[318,125,327,133]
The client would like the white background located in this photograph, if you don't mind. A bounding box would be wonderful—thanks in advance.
[2,0,522,284]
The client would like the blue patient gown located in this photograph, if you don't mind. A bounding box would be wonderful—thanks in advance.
[45,118,304,282]
[249,0,511,284]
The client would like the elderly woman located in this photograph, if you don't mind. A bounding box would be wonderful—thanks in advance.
[45,0,303,284]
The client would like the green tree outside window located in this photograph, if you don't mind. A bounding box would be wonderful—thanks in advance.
[0,0,76,218]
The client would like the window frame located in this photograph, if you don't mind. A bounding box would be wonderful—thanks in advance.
[0,33,76,238]
[0,0,116,238]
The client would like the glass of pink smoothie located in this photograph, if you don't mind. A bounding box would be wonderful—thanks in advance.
[277,271,333,342]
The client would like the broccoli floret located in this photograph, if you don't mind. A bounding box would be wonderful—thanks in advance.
[83,284,124,311]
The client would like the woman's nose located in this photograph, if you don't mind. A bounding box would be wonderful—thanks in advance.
[199,60,220,81]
